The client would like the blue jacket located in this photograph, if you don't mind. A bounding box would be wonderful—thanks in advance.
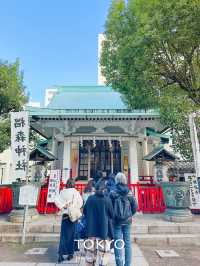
[110,183,137,225]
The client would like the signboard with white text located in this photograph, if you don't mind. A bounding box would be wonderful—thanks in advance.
[47,170,61,203]
[19,184,39,206]
[11,111,29,180]
[184,173,200,209]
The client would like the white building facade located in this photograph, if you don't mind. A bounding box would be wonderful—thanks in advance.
[27,85,163,184]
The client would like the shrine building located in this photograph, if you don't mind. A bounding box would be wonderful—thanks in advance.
[27,85,166,184]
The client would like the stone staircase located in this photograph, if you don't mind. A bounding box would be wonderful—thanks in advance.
[1,213,200,246]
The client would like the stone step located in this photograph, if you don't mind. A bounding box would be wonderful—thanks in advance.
[1,233,200,246]
[1,223,200,235]
[0,233,60,243]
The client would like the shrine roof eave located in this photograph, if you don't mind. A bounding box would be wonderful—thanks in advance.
[30,145,56,161]
[144,146,178,161]
[26,106,160,119]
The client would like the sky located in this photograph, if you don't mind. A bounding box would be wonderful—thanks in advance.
[0,0,111,105]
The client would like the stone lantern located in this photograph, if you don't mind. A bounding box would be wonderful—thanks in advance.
[144,145,193,222]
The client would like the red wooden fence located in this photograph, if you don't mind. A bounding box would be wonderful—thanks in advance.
[0,181,166,214]
[75,182,166,213]
[0,187,13,214]
[75,184,87,195]
[35,183,167,214]
[129,184,166,213]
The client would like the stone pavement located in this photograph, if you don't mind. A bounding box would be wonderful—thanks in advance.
[0,242,149,266]
[140,245,200,266]
[1,213,200,265]
[1,241,200,266]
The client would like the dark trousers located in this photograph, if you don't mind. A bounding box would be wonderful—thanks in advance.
[58,215,76,256]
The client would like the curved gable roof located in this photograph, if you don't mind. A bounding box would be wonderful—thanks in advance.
[47,85,127,109]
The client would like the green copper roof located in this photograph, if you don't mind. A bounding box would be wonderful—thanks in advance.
[26,106,160,117]
[54,85,113,93]
[143,146,177,161]
[26,85,160,118]
[30,145,56,161]
[146,127,169,143]
[48,85,127,109]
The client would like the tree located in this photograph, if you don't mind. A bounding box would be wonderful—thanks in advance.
[101,0,200,159]
[159,94,194,160]
[0,60,27,153]
[0,118,10,153]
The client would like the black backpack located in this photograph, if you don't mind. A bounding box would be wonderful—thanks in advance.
[114,195,132,222]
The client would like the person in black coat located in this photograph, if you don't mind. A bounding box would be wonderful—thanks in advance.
[83,182,114,265]
[97,173,116,196]
[93,170,103,185]
[95,173,116,240]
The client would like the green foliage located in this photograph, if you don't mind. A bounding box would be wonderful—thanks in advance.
[101,0,158,109]
[0,60,27,153]
[101,0,200,158]
[159,94,195,160]
[0,118,10,153]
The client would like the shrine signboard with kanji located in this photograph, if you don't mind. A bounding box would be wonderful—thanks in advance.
[47,170,60,203]
[11,111,29,180]
[184,173,200,209]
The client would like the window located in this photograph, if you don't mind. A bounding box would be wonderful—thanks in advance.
[78,140,122,180]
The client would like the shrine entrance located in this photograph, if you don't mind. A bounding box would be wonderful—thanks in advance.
[78,140,121,180]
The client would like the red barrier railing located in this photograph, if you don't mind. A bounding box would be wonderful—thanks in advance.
[0,187,13,214]
[36,184,87,214]
[37,187,59,214]
[75,184,87,195]
[129,183,166,213]
[0,181,166,215]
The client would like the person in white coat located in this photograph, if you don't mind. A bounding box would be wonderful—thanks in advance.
[55,178,83,263]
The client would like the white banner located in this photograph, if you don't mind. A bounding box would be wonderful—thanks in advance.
[11,111,29,180]
[47,170,61,203]
[184,173,200,209]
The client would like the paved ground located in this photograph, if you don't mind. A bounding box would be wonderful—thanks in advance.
[140,245,200,266]
[1,242,200,266]
[1,213,200,265]
[0,242,148,266]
